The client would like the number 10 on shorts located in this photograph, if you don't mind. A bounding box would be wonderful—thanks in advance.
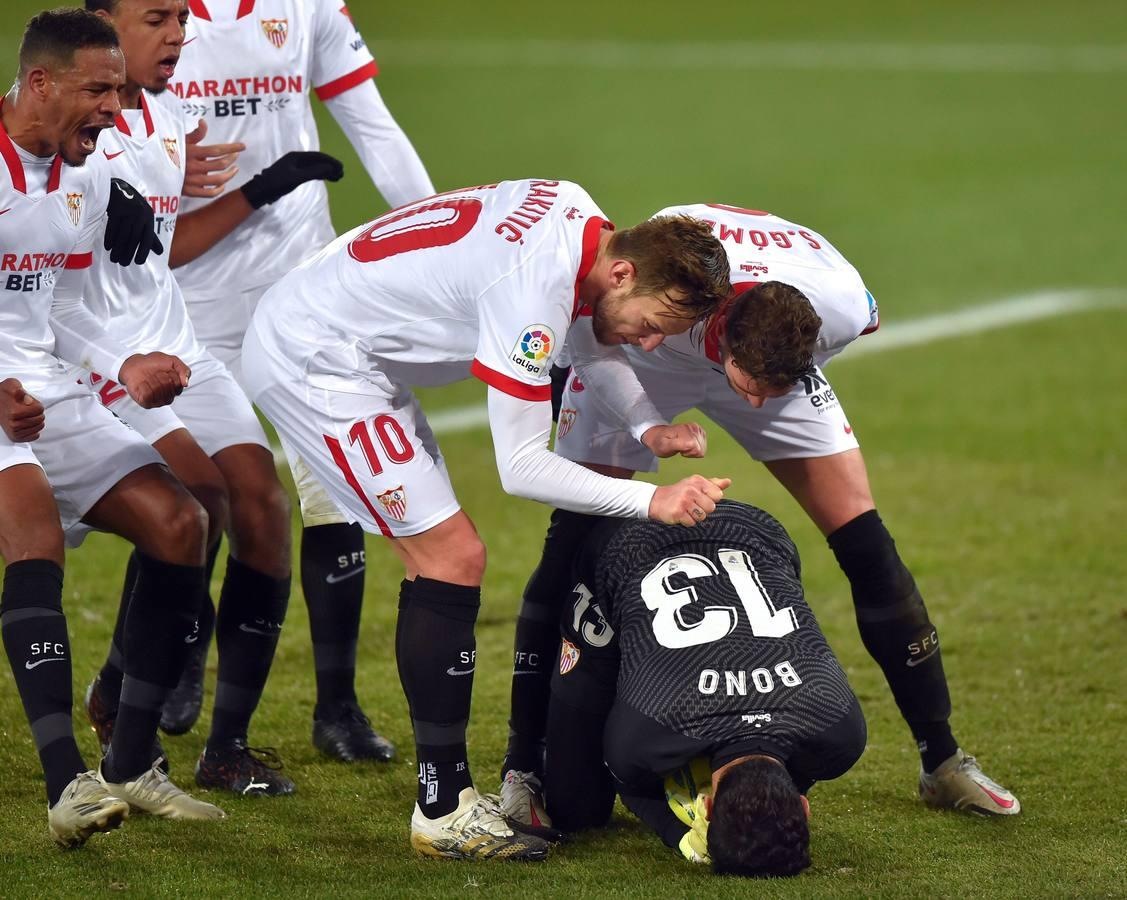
[323,414,417,533]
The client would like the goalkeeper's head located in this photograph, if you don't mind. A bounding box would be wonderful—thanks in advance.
[707,755,811,878]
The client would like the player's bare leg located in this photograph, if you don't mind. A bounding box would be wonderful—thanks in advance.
[0,465,130,846]
[83,465,224,819]
[393,511,549,860]
[189,443,294,796]
[765,449,1019,815]
[87,429,227,754]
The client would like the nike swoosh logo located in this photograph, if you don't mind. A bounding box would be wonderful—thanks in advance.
[26,657,65,669]
[103,150,125,160]
[980,786,1015,809]
[0,208,11,217]
[906,648,939,668]
[243,781,269,794]
[325,566,365,585]
[183,37,197,45]
[512,670,541,676]
[239,623,278,636]
[184,633,199,644]
[118,186,135,199]
[445,667,475,677]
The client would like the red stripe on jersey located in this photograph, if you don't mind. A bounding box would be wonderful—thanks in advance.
[237,0,256,19]
[187,0,211,21]
[323,434,393,537]
[572,216,613,321]
[704,281,756,364]
[65,252,93,270]
[471,360,552,402]
[115,94,155,139]
[0,103,26,194]
[314,61,380,101]
[46,155,63,193]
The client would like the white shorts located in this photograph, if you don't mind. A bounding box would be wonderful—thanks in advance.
[86,352,269,457]
[184,283,270,385]
[242,324,459,537]
[554,353,859,471]
[0,394,163,546]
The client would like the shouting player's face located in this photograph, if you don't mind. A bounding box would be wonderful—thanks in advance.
[43,46,125,165]
[102,0,188,95]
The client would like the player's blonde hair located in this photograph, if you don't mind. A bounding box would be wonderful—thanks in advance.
[608,215,730,321]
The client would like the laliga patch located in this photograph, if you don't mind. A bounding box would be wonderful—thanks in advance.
[375,486,407,522]
[557,408,577,439]
[509,324,554,378]
[559,639,580,675]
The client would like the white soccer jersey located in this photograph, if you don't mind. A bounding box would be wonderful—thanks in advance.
[249,180,609,401]
[170,0,378,296]
[84,91,205,363]
[653,203,879,370]
[0,116,119,404]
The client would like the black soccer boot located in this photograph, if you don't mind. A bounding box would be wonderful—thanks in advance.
[195,739,296,796]
[312,700,396,763]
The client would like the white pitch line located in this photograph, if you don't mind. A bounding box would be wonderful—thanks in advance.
[271,287,1123,464]
[375,39,1127,74]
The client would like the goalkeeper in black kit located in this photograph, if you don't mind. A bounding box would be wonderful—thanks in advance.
[540,501,866,877]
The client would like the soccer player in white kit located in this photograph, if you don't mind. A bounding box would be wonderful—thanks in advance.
[78,0,345,796]
[241,182,734,859]
[164,0,435,759]
[0,10,225,846]
[501,202,1019,823]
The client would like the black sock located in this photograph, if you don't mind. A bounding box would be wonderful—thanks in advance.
[502,509,589,778]
[397,577,480,817]
[97,550,141,710]
[1,560,86,805]
[208,556,290,747]
[105,553,203,780]
[828,510,958,771]
[300,523,365,711]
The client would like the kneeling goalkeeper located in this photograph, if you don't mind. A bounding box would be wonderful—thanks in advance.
[540,500,867,877]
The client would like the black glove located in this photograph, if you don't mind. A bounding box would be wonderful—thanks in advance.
[104,177,164,266]
[240,151,345,210]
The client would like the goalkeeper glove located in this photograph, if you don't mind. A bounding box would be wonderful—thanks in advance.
[677,796,711,864]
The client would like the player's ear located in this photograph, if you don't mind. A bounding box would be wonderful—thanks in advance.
[608,258,635,289]
[801,794,810,820]
[704,794,713,820]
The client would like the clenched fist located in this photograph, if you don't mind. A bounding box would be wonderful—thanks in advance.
[0,379,46,443]
[648,475,730,526]
[642,422,708,459]
[118,353,191,409]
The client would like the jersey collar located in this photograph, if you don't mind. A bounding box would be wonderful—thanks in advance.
[0,99,64,194]
[188,0,257,21]
[115,92,155,139]
[703,281,755,364]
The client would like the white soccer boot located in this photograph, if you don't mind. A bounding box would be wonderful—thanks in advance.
[919,748,1020,816]
[100,759,226,820]
[411,787,550,861]
[48,771,130,848]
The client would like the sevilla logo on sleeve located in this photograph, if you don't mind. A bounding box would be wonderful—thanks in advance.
[559,640,581,676]
[557,408,577,439]
[163,137,181,169]
[375,486,407,522]
[261,18,289,49]
[65,192,83,227]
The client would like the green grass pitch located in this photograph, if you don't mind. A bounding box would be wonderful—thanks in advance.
[2,1,1126,896]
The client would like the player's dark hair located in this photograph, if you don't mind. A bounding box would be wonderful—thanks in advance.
[723,281,822,389]
[19,7,119,74]
[608,215,730,322]
[708,756,810,878]
[85,0,121,14]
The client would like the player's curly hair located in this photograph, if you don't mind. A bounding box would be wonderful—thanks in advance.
[608,215,730,322]
[724,281,822,389]
[708,756,810,878]
[20,7,119,73]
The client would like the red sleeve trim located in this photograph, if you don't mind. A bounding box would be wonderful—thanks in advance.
[572,216,613,320]
[471,359,552,402]
[314,61,380,101]
[65,252,93,270]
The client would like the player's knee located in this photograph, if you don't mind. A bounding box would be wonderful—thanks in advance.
[827,508,916,609]
[189,477,229,547]
[443,535,486,584]
[147,495,209,565]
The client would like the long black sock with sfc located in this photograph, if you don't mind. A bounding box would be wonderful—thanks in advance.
[300,523,365,711]
[1,561,86,805]
[396,577,480,818]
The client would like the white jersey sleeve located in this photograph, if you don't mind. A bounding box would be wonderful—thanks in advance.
[310,0,377,100]
[488,387,656,518]
[49,172,135,380]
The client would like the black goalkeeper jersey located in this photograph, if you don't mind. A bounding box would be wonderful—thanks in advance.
[576,501,858,765]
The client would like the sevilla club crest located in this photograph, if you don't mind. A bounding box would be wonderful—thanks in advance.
[376,486,407,522]
[261,18,289,49]
[65,192,83,227]
[557,408,577,439]
[163,137,181,169]
[559,639,581,676]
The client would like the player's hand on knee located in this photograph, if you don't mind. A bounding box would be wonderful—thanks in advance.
[241,151,345,209]
[648,475,731,526]
[105,178,165,266]
[119,353,191,409]
[183,119,245,199]
[0,379,46,442]
[642,422,708,459]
